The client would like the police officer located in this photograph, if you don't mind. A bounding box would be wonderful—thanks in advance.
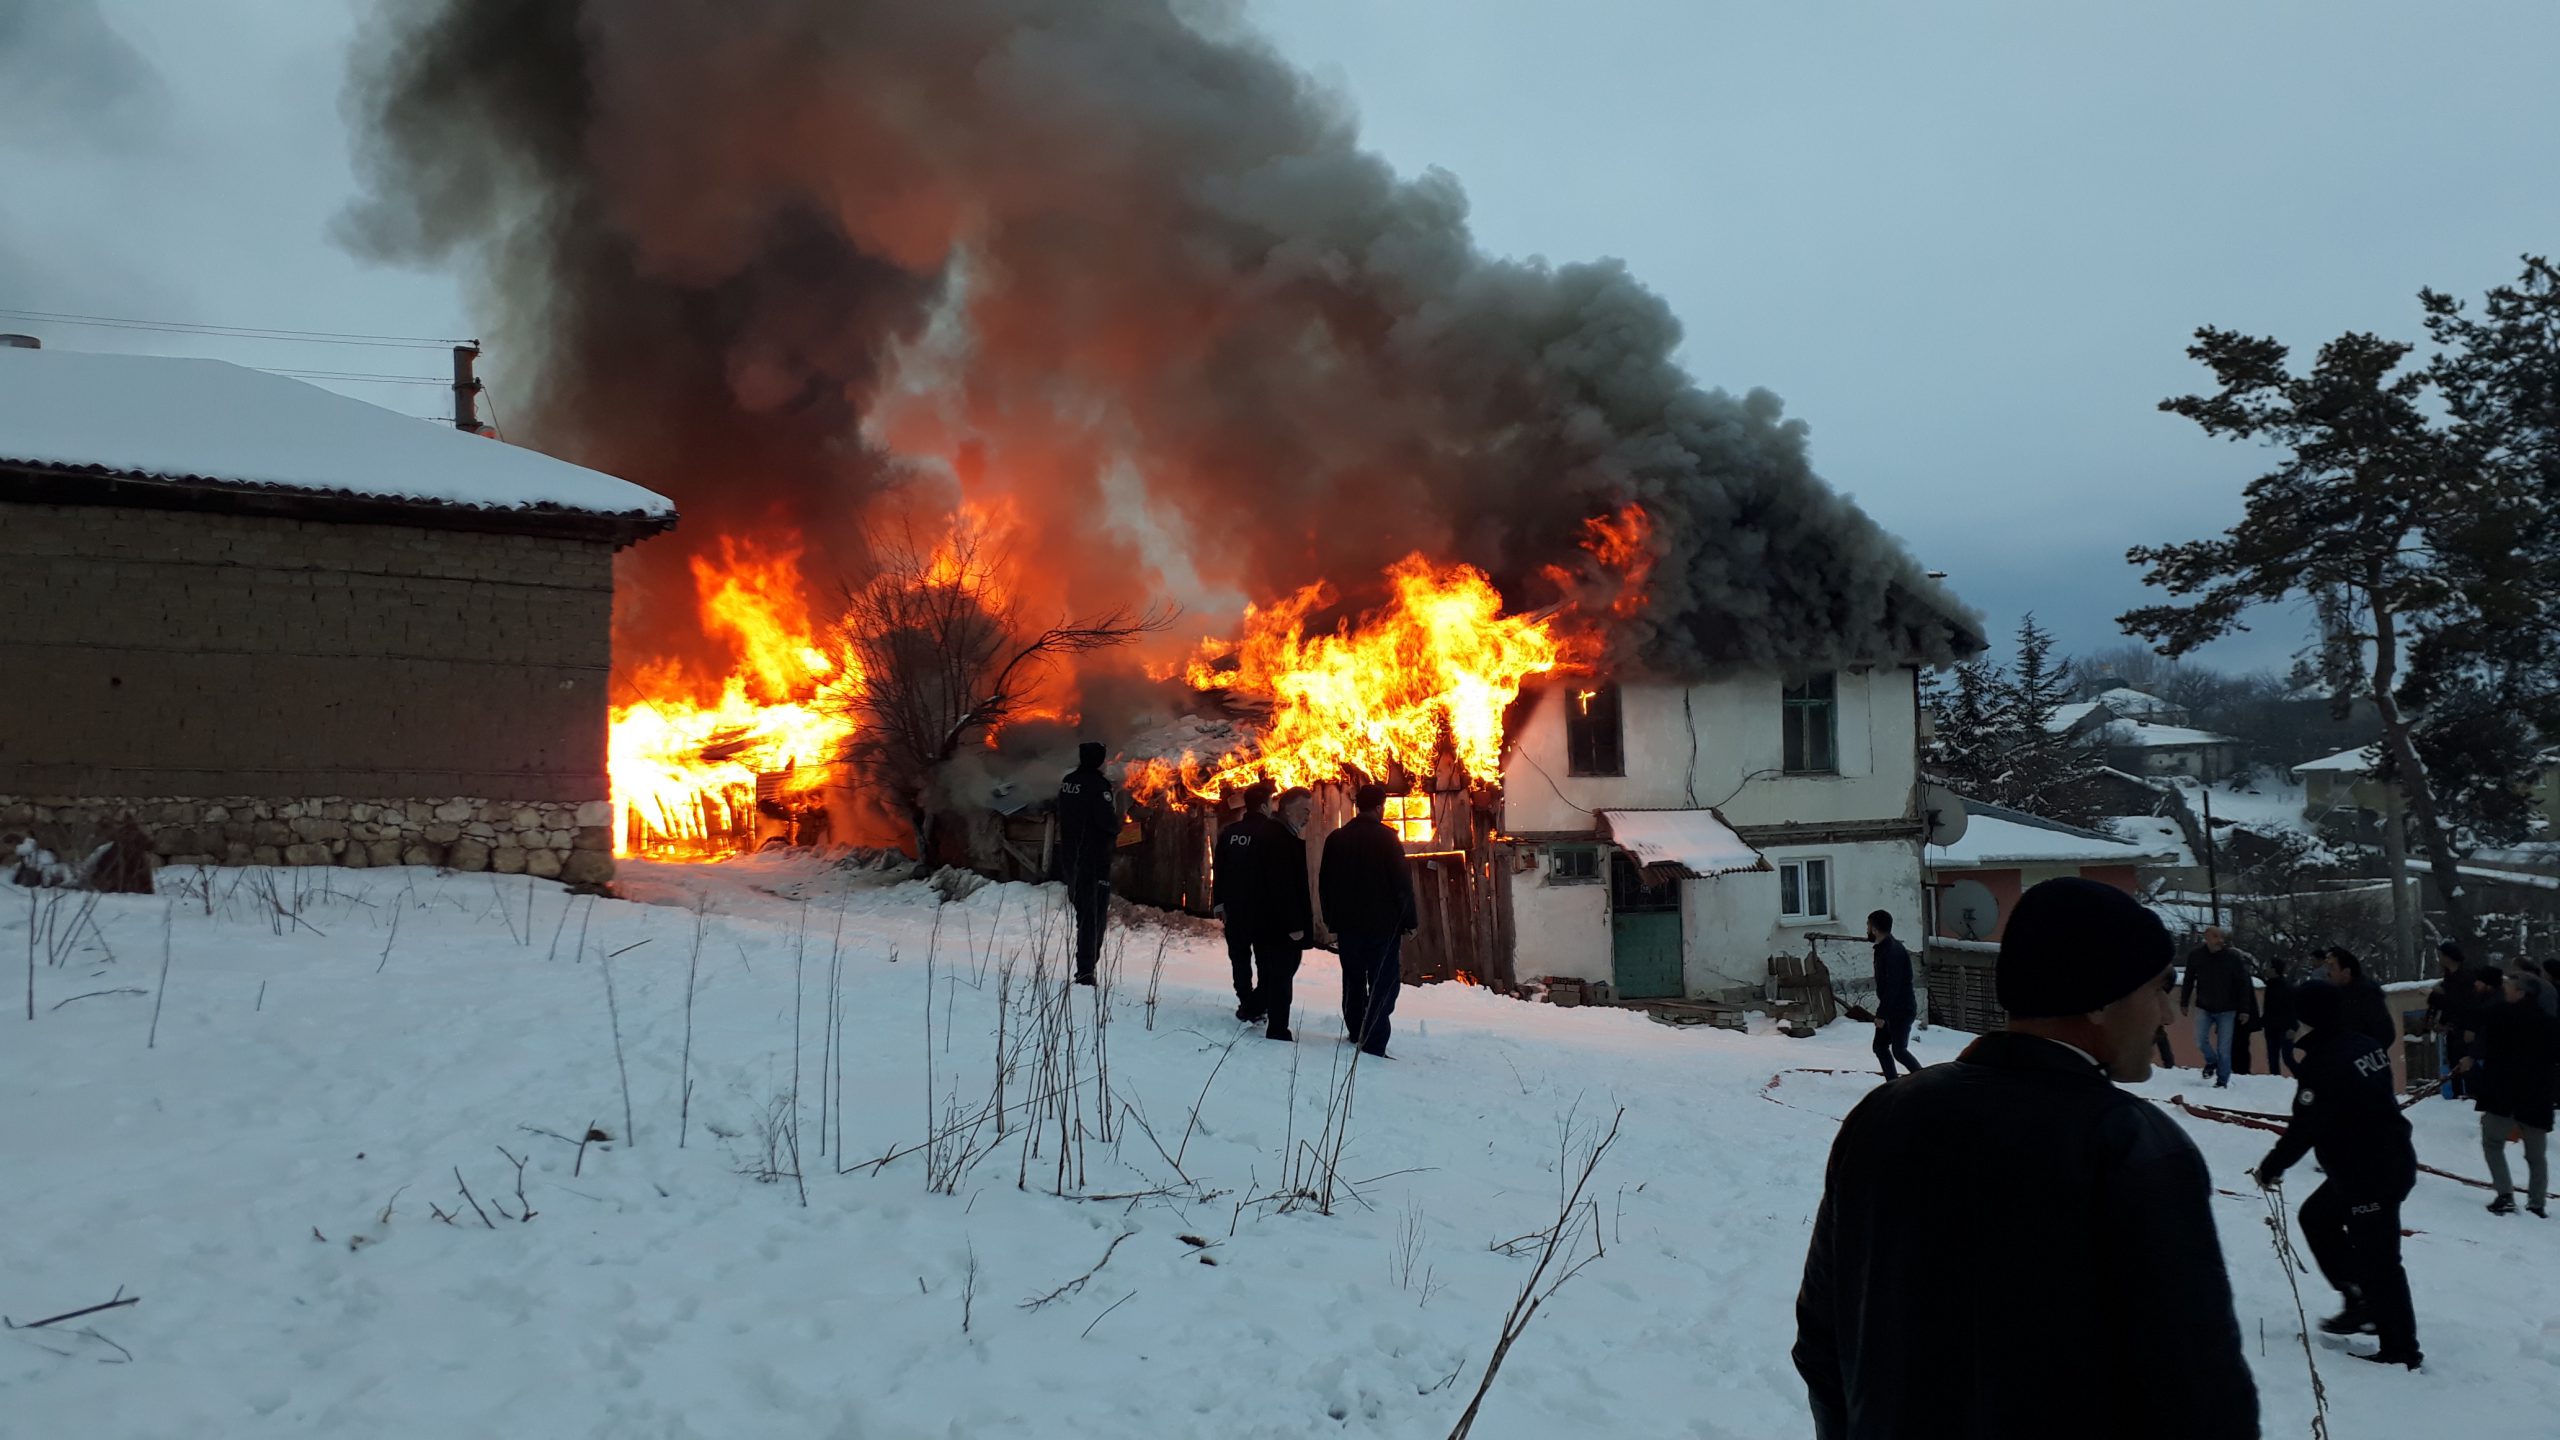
[1054,741,1121,986]
[1213,784,1284,1023]
[2252,979,2424,1370]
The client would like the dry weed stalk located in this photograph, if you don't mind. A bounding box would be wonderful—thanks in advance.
[1444,1108,1625,1440]
[597,946,637,1147]
[680,900,706,1149]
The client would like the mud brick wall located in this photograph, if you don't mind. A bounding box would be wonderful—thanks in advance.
[0,497,621,879]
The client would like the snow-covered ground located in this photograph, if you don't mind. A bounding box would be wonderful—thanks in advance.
[6,858,2555,1438]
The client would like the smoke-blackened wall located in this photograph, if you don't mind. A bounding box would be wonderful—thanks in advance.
[341,0,1979,680]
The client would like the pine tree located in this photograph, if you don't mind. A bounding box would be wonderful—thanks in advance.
[1924,655,2007,798]
[2124,324,2516,947]
[1998,615,2103,823]
[2411,256,2560,846]
[1923,617,2104,824]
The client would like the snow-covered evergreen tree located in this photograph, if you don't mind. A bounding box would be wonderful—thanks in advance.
[1924,616,2104,824]
[1997,616,2105,822]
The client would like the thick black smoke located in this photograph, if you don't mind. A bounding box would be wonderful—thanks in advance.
[341,0,1979,679]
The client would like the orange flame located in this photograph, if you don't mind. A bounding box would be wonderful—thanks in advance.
[1540,502,1655,619]
[608,539,860,858]
[1129,553,1563,804]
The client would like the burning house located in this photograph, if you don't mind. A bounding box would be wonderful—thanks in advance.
[1110,559,1978,1002]
[0,342,673,880]
[332,0,1987,995]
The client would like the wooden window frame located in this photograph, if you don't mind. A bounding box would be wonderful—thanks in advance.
[1547,844,1602,885]
[1782,673,1839,775]
[1566,683,1626,778]
[1381,793,1436,845]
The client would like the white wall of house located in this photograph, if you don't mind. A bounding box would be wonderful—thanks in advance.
[1500,667,1925,999]
[1510,862,1609,981]
[1686,839,1920,994]
[1502,667,1918,833]
[2119,744,2237,781]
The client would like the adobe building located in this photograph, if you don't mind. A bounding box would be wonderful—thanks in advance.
[0,340,673,883]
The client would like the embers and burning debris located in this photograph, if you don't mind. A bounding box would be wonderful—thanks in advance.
[605,538,856,858]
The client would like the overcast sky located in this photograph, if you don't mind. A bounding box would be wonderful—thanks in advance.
[7,0,2557,676]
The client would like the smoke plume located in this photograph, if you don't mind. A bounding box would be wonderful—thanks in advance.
[340,0,1979,684]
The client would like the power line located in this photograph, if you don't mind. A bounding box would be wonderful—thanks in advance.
[259,368,453,387]
[0,306,469,350]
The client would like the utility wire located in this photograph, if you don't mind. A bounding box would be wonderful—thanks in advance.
[259,368,453,387]
[0,306,469,350]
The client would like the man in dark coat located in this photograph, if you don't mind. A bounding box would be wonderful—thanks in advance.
[1794,877,2257,1439]
[2320,946,2398,1048]
[2253,979,2424,1369]
[2516,958,2560,1018]
[2253,956,2299,1078]
[1318,782,1417,1058]
[2465,970,2556,1217]
[1214,785,1284,1023]
[1255,787,1316,1040]
[2180,926,2255,1088]
[1866,909,1920,1080]
[2426,943,2481,1100]
[1054,741,1121,986]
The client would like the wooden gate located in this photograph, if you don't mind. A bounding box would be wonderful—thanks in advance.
[1402,851,1474,984]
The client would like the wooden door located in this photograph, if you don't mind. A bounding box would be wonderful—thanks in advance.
[1609,851,1684,1000]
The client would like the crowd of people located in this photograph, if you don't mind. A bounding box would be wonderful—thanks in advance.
[1059,747,2554,1428]
[1052,749,1418,1057]
[1207,777,1422,1056]
[1807,878,2560,1432]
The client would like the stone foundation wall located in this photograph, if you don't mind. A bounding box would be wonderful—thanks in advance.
[1,794,616,886]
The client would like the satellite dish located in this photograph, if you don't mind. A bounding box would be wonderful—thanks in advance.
[1942,878,2001,942]
[1921,785,1969,848]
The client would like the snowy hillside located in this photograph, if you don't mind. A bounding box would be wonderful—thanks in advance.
[5,859,2554,1438]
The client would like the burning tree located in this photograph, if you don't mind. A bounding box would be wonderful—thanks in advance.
[828,524,1171,868]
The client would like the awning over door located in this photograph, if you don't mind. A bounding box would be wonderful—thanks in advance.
[1598,809,1768,879]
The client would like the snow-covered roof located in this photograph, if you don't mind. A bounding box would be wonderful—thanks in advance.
[2093,687,2182,718]
[0,346,673,520]
[1930,807,2181,868]
[2292,744,2381,777]
[1600,809,1768,877]
[2096,719,2236,749]
[1117,714,1255,768]
[2104,815,2198,869]
[2046,700,2111,735]
[2409,858,2560,892]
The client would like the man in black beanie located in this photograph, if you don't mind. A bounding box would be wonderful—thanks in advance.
[1795,877,2256,1438]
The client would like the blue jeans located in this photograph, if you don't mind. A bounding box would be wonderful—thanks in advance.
[2196,1010,2238,1086]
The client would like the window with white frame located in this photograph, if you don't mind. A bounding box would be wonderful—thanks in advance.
[1778,857,1833,922]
